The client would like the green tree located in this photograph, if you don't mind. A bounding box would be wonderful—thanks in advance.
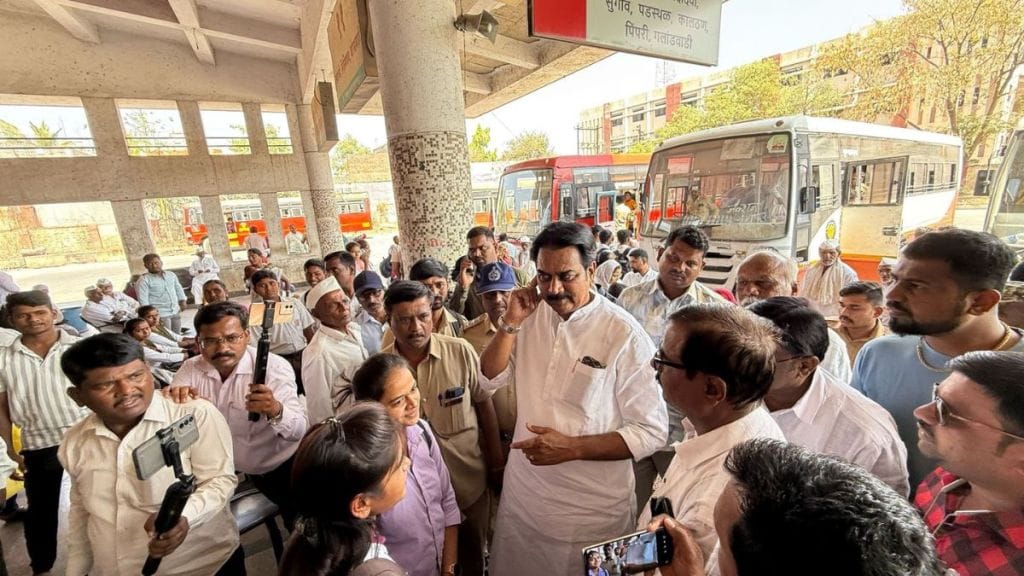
[0,119,80,158]
[227,123,291,154]
[121,109,188,156]
[468,124,498,161]
[816,0,1024,180]
[330,133,372,182]
[630,59,843,152]
[501,130,555,161]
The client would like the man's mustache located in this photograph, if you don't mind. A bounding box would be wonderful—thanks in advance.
[214,352,235,360]
[887,301,909,314]
[546,294,570,303]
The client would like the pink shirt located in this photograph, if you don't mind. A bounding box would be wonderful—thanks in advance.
[171,347,307,474]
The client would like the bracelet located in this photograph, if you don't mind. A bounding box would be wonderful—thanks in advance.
[498,316,521,334]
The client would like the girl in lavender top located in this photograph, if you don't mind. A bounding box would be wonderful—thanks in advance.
[353,354,461,576]
[279,403,411,576]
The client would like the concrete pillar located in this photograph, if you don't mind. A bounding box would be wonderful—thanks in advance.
[297,104,345,254]
[80,98,127,158]
[367,0,473,270]
[259,193,286,256]
[177,101,210,156]
[242,102,269,156]
[198,195,231,262]
[110,200,156,274]
[299,189,322,255]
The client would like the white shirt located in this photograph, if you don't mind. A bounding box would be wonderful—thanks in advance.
[353,308,385,355]
[824,328,853,384]
[0,332,89,450]
[0,437,16,484]
[285,232,308,254]
[481,292,669,573]
[621,268,657,288]
[0,328,17,348]
[770,368,909,496]
[637,408,786,575]
[301,323,368,423]
[249,297,316,356]
[149,330,183,349]
[81,300,127,333]
[102,292,139,316]
[59,395,239,576]
[188,255,220,280]
[141,341,186,366]
[170,347,307,475]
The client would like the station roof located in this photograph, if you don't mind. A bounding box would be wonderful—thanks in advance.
[0,0,610,117]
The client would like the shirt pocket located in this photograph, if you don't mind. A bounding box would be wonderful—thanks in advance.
[423,389,472,439]
[226,399,253,438]
[562,363,610,435]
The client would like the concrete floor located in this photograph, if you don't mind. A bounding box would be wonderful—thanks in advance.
[0,479,284,576]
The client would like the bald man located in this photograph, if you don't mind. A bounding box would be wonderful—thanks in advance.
[735,250,852,383]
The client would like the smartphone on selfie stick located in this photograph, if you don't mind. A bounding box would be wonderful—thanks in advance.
[133,415,199,575]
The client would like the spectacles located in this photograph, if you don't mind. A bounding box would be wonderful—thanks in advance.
[650,351,686,372]
[931,383,1024,441]
[199,333,246,349]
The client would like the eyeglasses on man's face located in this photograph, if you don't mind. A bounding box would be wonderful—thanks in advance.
[199,333,246,349]
[650,351,686,372]
[931,383,1024,441]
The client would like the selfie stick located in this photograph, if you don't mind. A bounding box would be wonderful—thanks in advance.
[249,301,276,422]
[141,428,196,575]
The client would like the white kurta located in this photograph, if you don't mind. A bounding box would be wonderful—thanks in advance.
[301,323,368,423]
[189,255,221,301]
[771,368,909,496]
[479,292,669,576]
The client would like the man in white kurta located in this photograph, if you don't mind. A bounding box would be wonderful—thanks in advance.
[479,222,668,576]
[301,277,368,423]
[188,249,221,303]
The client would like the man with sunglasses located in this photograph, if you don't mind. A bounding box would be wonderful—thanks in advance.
[748,297,908,495]
[168,301,307,527]
[635,303,784,574]
[913,351,1024,576]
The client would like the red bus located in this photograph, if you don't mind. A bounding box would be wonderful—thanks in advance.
[495,154,650,238]
[183,193,372,248]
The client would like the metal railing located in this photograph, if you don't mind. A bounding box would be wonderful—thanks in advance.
[0,136,96,157]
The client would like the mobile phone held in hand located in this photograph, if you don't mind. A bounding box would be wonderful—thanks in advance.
[582,527,674,574]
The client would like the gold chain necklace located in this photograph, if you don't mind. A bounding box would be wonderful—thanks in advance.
[916,322,1017,373]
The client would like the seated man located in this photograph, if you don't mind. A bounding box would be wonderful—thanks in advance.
[96,277,139,317]
[202,279,230,307]
[59,333,242,575]
[749,297,909,495]
[636,303,785,573]
[138,305,196,348]
[913,351,1024,576]
[82,285,133,333]
[649,438,947,576]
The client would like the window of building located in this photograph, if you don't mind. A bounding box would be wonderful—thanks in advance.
[199,102,249,155]
[981,36,989,48]
[972,86,980,105]
[956,91,965,108]
[925,46,932,59]
[653,99,666,117]
[261,104,293,155]
[916,98,925,125]
[0,96,96,158]
[116,99,188,156]
[929,105,937,124]
[610,112,623,128]
[631,108,645,123]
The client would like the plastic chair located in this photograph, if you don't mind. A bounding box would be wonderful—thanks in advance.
[230,487,285,563]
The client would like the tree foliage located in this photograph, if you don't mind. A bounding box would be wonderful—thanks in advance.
[816,0,1024,171]
[630,59,844,152]
[501,130,555,161]
[0,119,82,158]
[468,124,498,162]
[329,133,372,182]
[227,123,290,155]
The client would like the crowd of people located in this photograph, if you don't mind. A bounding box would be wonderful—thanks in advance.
[0,220,1021,576]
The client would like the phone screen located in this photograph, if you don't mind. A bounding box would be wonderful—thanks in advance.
[583,528,671,575]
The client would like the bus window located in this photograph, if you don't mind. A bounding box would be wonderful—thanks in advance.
[845,159,905,205]
[648,133,791,241]
[497,168,552,235]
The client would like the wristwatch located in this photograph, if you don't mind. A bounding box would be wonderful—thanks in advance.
[498,315,521,334]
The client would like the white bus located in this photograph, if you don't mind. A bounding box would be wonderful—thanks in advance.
[984,120,1024,255]
[640,115,963,287]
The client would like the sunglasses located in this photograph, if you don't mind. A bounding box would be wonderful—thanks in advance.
[931,383,1024,441]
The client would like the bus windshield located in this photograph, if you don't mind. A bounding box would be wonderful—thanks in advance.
[986,129,1024,251]
[648,132,791,241]
[498,168,553,236]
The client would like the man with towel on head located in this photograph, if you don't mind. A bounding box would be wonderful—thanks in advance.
[301,276,368,423]
[799,240,859,318]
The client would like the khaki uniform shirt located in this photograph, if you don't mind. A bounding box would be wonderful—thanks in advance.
[461,315,517,441]
[828,319,890,363]
[382,333,492,510]
[381,308,466,350]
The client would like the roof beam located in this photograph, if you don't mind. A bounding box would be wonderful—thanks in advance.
[462,33,540,69]
[463,71,492,95]
[169,0,215,65]
[467,0,505,12]
[33,0,99,43]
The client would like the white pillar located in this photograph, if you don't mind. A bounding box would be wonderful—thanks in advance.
[110,200,156,274]
[368,0,473,270]
[297,104,345,255]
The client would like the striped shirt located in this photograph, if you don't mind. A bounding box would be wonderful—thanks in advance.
[0,331,90,450]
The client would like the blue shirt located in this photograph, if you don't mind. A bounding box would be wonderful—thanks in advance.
[136,271,187,317]
[851,331,1024,490]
